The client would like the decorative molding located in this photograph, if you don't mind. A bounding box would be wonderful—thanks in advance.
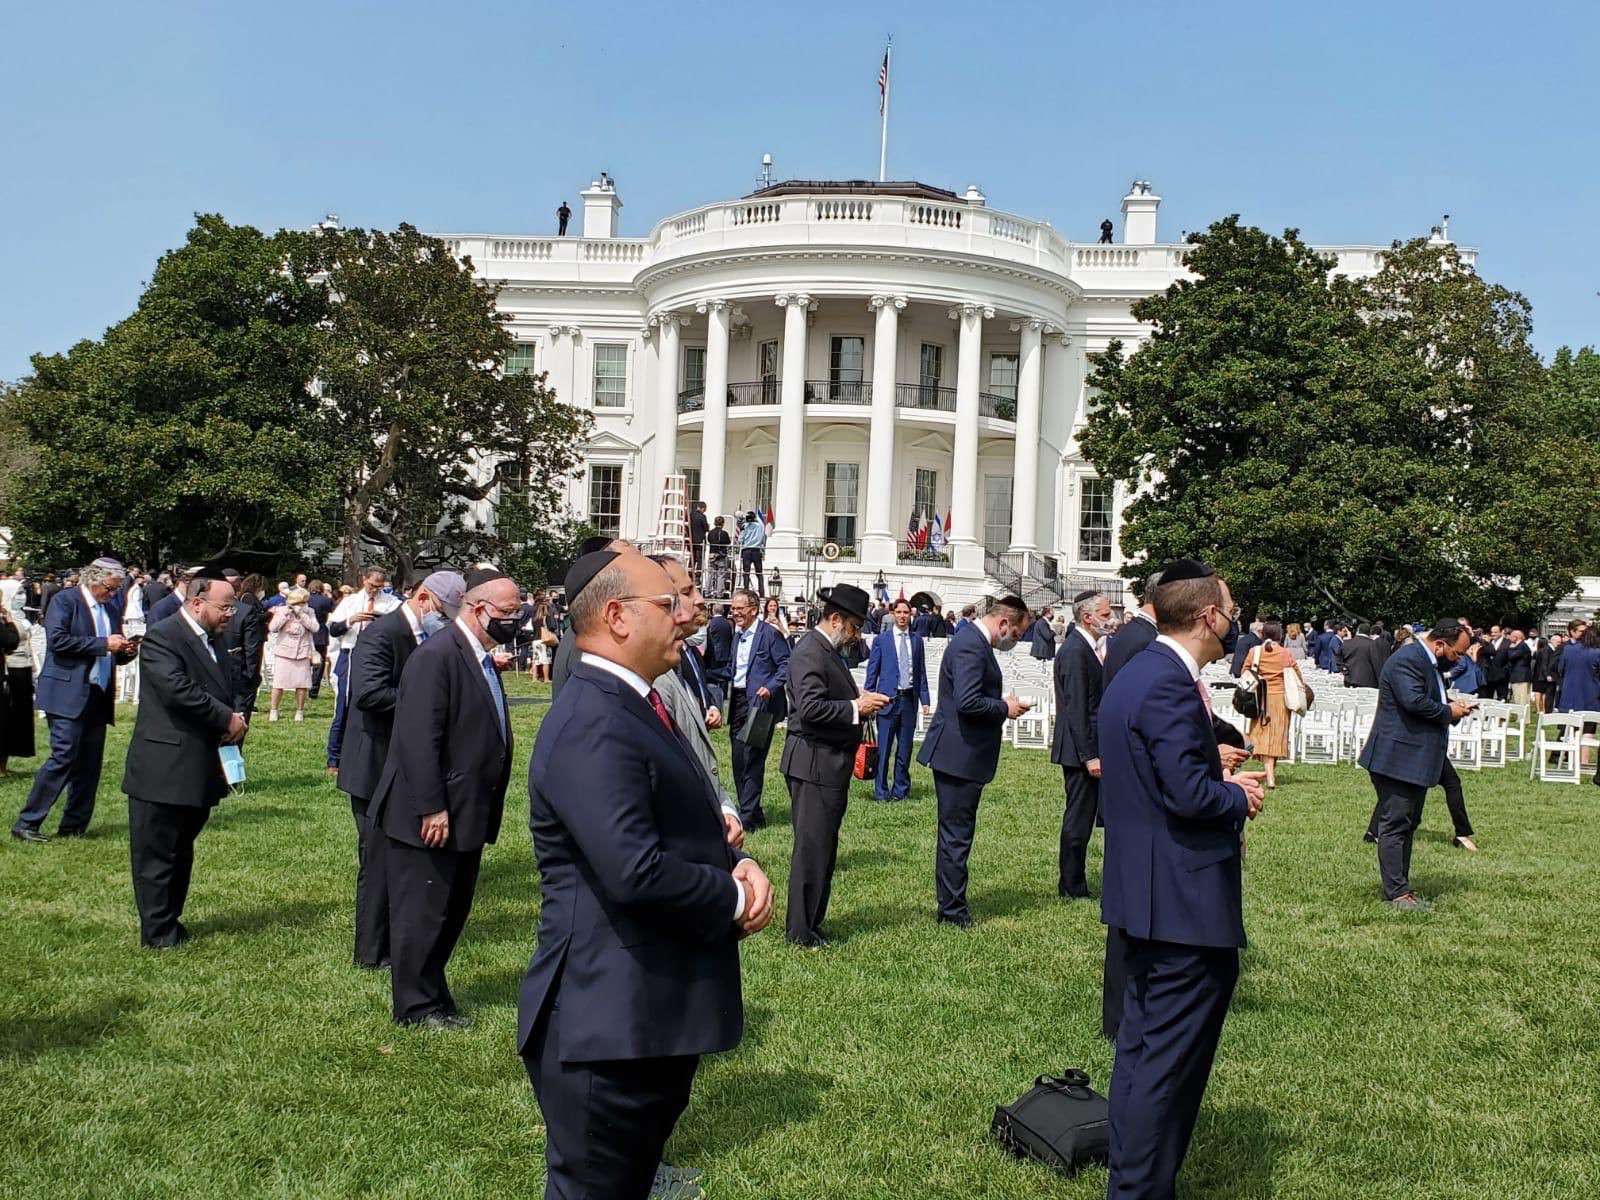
[868,294,909,312]
[547,324,581,339]
[947,303,995,322]
[694,297,729,316]
[775,292,814,311]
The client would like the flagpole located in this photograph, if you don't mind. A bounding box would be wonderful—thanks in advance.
[878,37,892,182]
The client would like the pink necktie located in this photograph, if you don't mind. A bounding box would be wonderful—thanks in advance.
[647,688,677,735]
[1196,678,1215,717]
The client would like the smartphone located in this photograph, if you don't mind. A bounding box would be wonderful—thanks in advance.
[1242,742,1254,754]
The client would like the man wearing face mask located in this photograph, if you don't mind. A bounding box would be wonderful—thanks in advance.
[336,571,466,971]
[1051,590,1112,901]
[1357,622,1476,911]
[780,584,891,947]
[372,569,517,1028]
[917,595,1033,927]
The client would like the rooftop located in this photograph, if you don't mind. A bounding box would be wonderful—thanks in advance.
[744,179,963,202]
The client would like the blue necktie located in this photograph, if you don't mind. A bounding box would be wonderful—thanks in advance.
[481,652,506,740]
[92,602,111,690]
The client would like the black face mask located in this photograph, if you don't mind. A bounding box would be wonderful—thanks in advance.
[482,612,520,645]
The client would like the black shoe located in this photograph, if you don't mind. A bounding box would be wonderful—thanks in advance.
[11,827,48,844]
[786,934,831,950]
[355,958,392,971]
[742,816,766,832]
[412,1010,471,1031]
[1058,886,1092,900]
[54,828,88,839]
[144,923,189,950]
[1362,832,1378,844]
[937,915,973,930]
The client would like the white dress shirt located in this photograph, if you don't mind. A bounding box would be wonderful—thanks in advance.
[1155,633,1202,681]
[179,607,218,663]
[329,589,401,651]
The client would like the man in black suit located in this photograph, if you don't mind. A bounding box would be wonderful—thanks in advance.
[371,569,517,1028]
[1504,629,1534,707]
[690,499,709,577]
[917,595,1032,927]
[222,572,267,719]
[337,571,465,971]
[1483,625,1510,701]
[780,584,890,947]
[702,604,734,710]
[550,535,635,703]
[121,571,249,947]
[1340,623,1384,689]
[519,549,774,1199]
[1029,607,1057,660]
[725,586,790,831]
[1051,590,1110,900]
[1228,619,1262,677]
[146,566,198,626]
[307,580,335,698]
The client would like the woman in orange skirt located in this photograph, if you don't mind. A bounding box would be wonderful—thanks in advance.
[1245,620,1304,789]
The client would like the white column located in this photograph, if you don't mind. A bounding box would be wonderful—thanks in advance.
[1008,319,1044,554]
[862,294,905,567]
[698,299,731,519]
[773,293,811,554]
[653,313,681,500]
[949,302,991,572]
[546,325,577,406]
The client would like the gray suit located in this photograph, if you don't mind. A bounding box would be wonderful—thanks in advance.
[653,666,735,814]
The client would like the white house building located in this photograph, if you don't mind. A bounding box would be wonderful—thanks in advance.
[441,176,1474,607]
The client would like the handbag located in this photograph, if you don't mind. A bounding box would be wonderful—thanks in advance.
[1232,646,1264,720]
[990,1068,1110,1177]
[539,625,559,648]
[1283,660,1313,715]
[739,700,776,754]
[853,719,878,781]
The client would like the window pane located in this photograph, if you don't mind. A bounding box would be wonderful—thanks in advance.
[984,475,1013,550]
[914,468,938,521]
[681,468,700,505]
[919,343,942,386]
[682,347,706,394]
[1079,477,1113,563]
[754,465,774,516]
[988,353,1018,400]
[505,344,538,377]
[593,344,628,407]
[589,465,622,536]
[759,341,779,404]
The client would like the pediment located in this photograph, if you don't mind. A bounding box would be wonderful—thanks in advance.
[585,429,641,452]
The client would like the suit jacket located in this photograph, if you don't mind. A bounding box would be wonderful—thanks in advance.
[1029,620,1058,660]
[1483,638,1510,685]
[1504,641,1533,685]
[518,662,746,1063]
[148,590,184,626]
[690,508,709,545]
[733,619,790,720]
[224,593,267,709]
[917,622,1007,783]
[655,666,733,811]
[865,626,929,703]
[1315,633,1342,673]
[703,614,734,690]
[1050,627,1102,768]
[36,587,123,720]
[1102,612,1157,690]
[549,627,579,702]
[1340,636,1383,689]
[369,623,512,852]
[120,615,234,808]
[337,606,423,802]
[307,591,334,648]
[1229,632,1261,678]
[780,629,862,787]
[1357,640,1455,787]
[1099,641,1248,949]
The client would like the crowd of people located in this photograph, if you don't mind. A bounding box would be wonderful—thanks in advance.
[3,546,1598,1200]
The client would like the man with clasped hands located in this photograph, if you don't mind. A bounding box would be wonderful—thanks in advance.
[518,550,774,1199]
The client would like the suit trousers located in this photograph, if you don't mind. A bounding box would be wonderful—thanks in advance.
[933,770,984,923]
[1108,937,1240,1200]
[740,547,765,595]
[785,773,849,943]
[326,652,351,767]
[727,690,770,826]
[15,685,113,834]
[1058,765,1099,898]
[350,796,390,967]
[874,691,918,800]
[523,996,699,1200]
[386,838,483,1023]
[1366,757,1472,844]
[1102,925,1129,1041]
[1369,771,1429,900]
[128,797,212,947]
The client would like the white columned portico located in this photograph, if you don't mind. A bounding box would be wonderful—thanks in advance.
[1008,319,1044,554]
[862,293,906,567]
[773,293,811,554]
[949,302,991,572]
[653,313,682,498]
[698,298,731,518]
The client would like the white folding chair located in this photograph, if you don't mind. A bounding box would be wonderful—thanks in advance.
[1297,707,1341,765]
[1530,714,1584,784]
[1502,704,1528,762]
[1012,697,1051,749]
[1447,712,1482,771]
[1474,703,1509,769]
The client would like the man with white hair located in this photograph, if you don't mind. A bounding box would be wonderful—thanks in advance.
[1051,590,1112,900]
[11,557,136,842]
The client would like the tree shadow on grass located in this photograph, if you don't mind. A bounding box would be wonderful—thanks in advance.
[0,994,142,1063]
[1180,1103,1294,1199]
[190,897,335,939]
[671,1039,831,1160]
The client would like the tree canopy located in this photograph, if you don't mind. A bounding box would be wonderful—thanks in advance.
[1080,218,1600,621]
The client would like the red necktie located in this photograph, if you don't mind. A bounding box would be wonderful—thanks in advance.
[647,688,677,735]
[1196,677,1215,717]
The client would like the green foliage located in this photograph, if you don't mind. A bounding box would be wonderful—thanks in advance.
[1082,220,1600,620]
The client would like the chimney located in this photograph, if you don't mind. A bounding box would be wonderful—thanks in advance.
[963,184,987,207]
[1120,180,1160,245]
[581,173,622,239]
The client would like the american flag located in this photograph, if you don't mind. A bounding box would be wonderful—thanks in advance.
[879,50,890,115]
[905,505,920,551]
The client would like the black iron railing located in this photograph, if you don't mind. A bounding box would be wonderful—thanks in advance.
[677,386,705,413]
[728,380,780,406]
[980,391,1017,421]
[895,383,957,412]
[804,379,871,404]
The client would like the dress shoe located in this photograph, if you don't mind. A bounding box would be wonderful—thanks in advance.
[655,1162,703,1185]
[1453,836,1478,852]
[1386,893,1431,912]
[1058,887,1092,901]
[1362,832,1378,844]
[55,828,88,839]
[742,817,765,832]
[354,958,392,971]
[414,1011,471,1031]
[786,934,831,950]
[11,828,49,844]
[937,915,973,930]
[647,1174,703,1200]
[144,923,189,950]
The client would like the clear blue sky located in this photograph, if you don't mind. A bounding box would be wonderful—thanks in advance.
[3,0,1596,379]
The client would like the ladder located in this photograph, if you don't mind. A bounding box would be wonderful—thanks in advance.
[656,473,691,561]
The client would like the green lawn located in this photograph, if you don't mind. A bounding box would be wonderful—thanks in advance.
[3,682,1598,1199]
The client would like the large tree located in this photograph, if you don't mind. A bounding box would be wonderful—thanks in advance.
[0,216,333,572]
[1080,219,1600,621]
[295,223,590,584]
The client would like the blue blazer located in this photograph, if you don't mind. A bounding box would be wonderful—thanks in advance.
[35,587,123,720]
[1557,643,1600,713]
[1356,640,1455,787]
[916,622,1008,783]
[736,620,790,720]
[1099,641,1248,949]
[1446,653,1482,696]
[518,663,746,1063]
[865,628,929,704]
[1315,634,1341,673]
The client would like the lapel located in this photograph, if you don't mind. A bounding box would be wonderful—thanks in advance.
[452,624,507,744]
[812,629,859,697]
[585,665,723,825]
[176,619,231,698]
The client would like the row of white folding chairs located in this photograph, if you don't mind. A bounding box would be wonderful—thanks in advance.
[1529,711,1600,784]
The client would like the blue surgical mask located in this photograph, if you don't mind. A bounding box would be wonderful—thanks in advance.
[422,612,449,636]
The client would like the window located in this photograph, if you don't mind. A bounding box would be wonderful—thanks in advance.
[824,462,859,547]
[914,468,938,521]
[1078,477,1114,563]
[828,336,865,402]
[754,464,774,517]
[759,339,779,404]
[987,353,1019,400]
[592,344,628,408]
[500,460,532,505]
[917,343,944,406]
[681,468,701,506]
[682,346,706,398]
[588,464,623,536]
[984,475,1013,551]
[505,343,537,376]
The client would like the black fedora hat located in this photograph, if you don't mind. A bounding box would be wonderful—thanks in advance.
[819,583,870,623]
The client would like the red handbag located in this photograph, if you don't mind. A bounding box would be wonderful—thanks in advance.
[853,721,878,780]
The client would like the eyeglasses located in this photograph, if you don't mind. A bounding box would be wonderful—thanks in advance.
[620,593,681,613]
[201,599,237,615]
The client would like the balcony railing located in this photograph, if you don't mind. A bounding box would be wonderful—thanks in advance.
[680,380,1015,421]
[804,379,871,404]
[677,386,705,413]
[729,381,780,406]
[980,391,1017,421]
[895,383,957,412]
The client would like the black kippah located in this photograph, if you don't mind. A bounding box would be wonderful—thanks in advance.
[577,535,615,557]
[191,564,231,582]
[563,550,620,601]
[465,567,508,591]
[1156,558,1215,584]
[1072,589,1099,604]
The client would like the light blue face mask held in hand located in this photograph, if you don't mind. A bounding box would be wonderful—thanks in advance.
[220,745,246,787]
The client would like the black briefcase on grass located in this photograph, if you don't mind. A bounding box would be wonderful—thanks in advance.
[739,703,776,754]
[990,1068,1109,1176]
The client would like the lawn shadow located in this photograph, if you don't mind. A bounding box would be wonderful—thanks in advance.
[974,885,1059,921]
[0,994,142,1063]
[672,1035,830,1159]
[190,897,335,939]
[1182,1103,1294,1198]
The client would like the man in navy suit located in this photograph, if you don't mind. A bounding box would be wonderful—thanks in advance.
[701,604,734,711]
[1099,559,1265,1199]
[1051,590,1111,899]
[725,587,789,831]
[12,557,136,842]
[916,595,1032,927]
[864,598,930,801]
[519,550,773,1199]
[1357,622,1474,909]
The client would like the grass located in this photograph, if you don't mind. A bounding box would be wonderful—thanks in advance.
[3,678,1599,1199]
